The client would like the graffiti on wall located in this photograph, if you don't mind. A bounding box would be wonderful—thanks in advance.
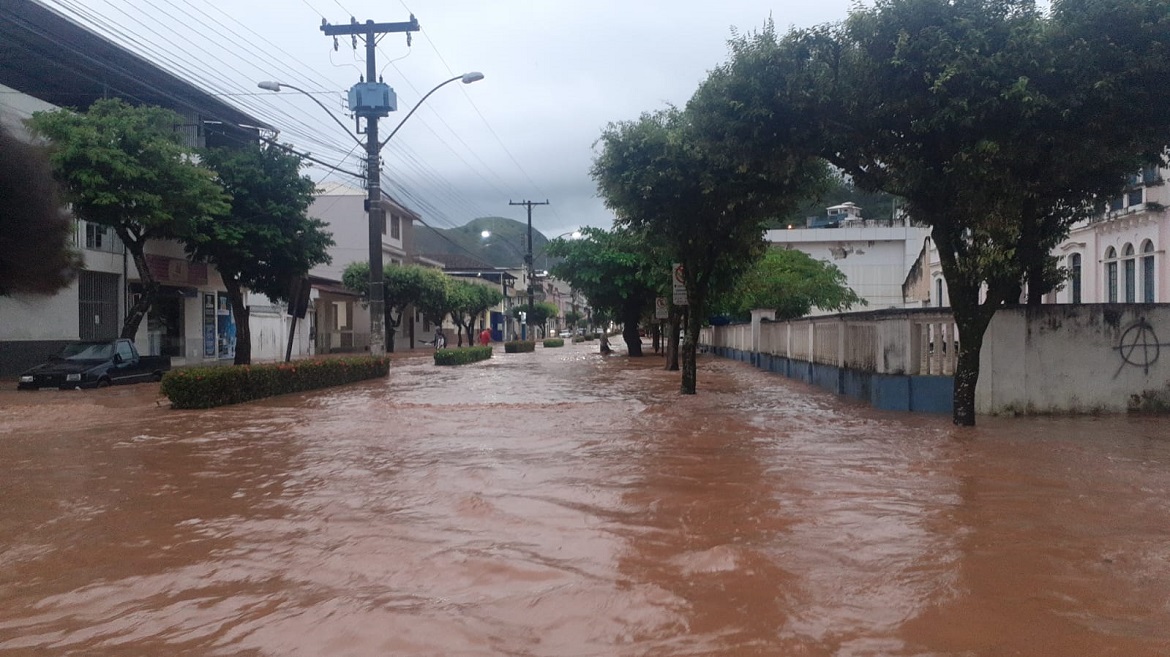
[1114,318,1167,376]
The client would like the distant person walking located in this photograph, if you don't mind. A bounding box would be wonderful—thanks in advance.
[478,328,492,347]
[433,327,446,350]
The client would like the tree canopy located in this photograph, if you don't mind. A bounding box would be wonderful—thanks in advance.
[716,248,865,321]
[546,226,662,356]
[702,0,1170,424]
[27,98,229,339]
[593,102,829,392]
[194,142,332,364]
[343,262,449,352]
[447,279,503,347]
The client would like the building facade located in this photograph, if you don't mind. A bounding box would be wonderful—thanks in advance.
[307,182,432,353]
[0,2,306,375]
[905,164,1169,308]
[765,203,931,315]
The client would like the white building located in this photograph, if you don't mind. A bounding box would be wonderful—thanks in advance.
[764,202,931,314]
[904,164,1168,308]
[0,3,312,375]
[307,182,433,353]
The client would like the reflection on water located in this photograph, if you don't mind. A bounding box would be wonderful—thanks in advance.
[2,344,1169,656]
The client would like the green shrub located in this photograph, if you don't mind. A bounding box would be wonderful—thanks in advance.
[160,356,390,409]
[543,338,565,348]
[434,346,492,366]
[504,340,536,353]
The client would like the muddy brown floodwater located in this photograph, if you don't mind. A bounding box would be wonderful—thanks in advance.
[2,344,1169,656]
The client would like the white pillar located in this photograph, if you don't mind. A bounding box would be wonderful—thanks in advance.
[750,309,776,354]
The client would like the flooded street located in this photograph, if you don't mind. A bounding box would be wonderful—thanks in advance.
[2,343,1169,656]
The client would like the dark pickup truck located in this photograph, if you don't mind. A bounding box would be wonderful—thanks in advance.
[17,339,171,390]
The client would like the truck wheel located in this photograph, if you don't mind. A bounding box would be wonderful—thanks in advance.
[152,371,163,382]
[97,377,111,388]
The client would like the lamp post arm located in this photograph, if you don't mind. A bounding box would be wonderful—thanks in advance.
[378,75,462,150]
[258,81,364,150]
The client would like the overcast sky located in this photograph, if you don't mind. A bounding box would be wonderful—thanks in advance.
[45,0,856,239]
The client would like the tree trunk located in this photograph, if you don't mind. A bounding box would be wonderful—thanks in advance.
[933,224,1001,426]
[621,303,643,356]
[223,277,251,366]
[680,306,699,394]
[119,236,157,340]
[665,312,680,371]
[1026,259,1047,307]
[948,293,996,426]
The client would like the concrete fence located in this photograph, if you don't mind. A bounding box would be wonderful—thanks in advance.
[700,304,1170,415]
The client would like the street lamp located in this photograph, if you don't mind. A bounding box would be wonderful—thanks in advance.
[258,72,483,356]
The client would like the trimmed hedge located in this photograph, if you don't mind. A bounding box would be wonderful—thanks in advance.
[572,336,595,343]
[504,340,536,353]
[160,356,389,409]
[434,346,492,366]
[543,338,565,348]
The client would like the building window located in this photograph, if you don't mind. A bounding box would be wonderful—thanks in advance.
[333,302,352,330]
[1105,247,1118,303]
[1128,189,1144,208]
[380,212,386,235]
[1069,253,1082,303]
[1124,243,1136,303]
[391,213,401,239]
[1142,240,1156,303]
[935,278,945,307]
[84,223,120,253]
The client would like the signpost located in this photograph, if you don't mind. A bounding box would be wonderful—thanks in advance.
[655,297,669,319]
[672,263,687,306]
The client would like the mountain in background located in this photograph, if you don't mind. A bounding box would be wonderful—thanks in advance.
[415,216,553,268]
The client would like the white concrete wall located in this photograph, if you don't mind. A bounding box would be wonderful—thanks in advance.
[245,291,316,363]
[705,304,1170,415]
[977,304,1170,414]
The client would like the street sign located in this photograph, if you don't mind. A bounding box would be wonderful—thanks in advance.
[672,263,687,306]
[655,297,668,319]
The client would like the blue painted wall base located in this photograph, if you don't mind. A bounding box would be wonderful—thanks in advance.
[710,347,952,414]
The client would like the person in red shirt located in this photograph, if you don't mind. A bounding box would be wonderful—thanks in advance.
[478,328,491,346]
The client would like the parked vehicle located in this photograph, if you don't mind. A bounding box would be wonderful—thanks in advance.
[558,330,573,338]
[17,339,171,390]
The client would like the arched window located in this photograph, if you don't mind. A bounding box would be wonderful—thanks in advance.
[1069,253,1082,303]
[1123,243,1136,303]
[935,278,945,307]
[1105,246,1118,303]
[1142,240,1156,303]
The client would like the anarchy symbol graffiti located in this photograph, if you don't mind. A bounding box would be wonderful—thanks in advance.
[1114,318,1170,375]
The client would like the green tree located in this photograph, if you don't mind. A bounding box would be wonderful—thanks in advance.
[546,226,662,356]
[341,261,446,353]
[593,106,828,393]
[717,248,864,320]
[447,280,503,347]
[0,124,81,296]
[27,99,229,339]
[707,1,1170,424]
[192,143,332,365]
[510,301,558,337]
[563,309,583,329]
[343,262,450,352]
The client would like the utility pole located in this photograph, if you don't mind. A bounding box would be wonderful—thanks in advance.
[322,16,419,356]
[509,199,549,340]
